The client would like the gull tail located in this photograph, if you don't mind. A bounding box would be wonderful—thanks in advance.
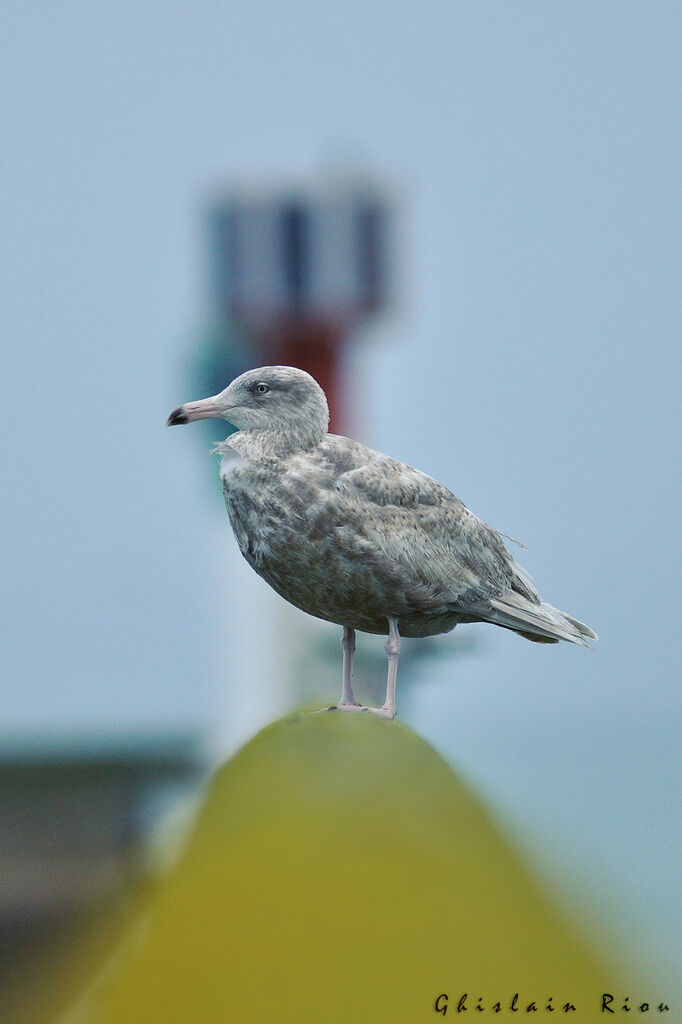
[466,591,598,648]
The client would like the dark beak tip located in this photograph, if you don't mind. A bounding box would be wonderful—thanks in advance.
[166,407,188,427]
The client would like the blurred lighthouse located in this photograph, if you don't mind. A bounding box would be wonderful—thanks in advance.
[190,168,398,751]
[205,170,395,429]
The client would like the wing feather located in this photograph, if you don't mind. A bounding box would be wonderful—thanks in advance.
[322,439,536,610]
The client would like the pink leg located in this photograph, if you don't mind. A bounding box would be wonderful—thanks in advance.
[338,626,359,707]
[382,617,401,718]
[315,623,397,720]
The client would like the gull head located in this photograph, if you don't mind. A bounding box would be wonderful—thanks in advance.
[166,366,330,448]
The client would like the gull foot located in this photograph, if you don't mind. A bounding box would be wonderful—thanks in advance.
[314,703,396,720]
[371,705,397,720]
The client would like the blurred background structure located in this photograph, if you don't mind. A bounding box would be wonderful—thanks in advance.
[0,735,201,1002]
[1,0,680,1009]
[204,172,392,424]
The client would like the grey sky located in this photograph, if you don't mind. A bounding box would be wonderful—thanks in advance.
[2,0,680,989]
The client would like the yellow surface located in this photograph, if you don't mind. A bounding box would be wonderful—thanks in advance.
[82,711,619,1022]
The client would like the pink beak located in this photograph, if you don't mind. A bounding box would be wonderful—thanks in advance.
[166,395,223,426]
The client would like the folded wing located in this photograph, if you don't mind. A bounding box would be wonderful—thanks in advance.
[328,440,596,646]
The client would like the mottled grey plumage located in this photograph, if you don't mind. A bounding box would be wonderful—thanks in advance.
[167,366,597,717]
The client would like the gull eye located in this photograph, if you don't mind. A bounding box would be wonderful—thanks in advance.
[255,383,269,394]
